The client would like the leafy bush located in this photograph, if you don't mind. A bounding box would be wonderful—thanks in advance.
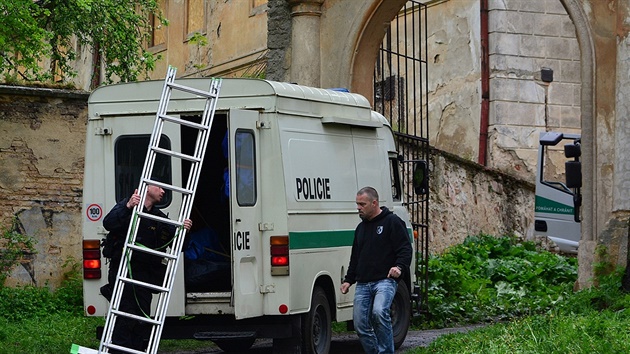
[0,258,83,321]
[422,234,578,328]
[0,220,37,286]
[410,269,630,354]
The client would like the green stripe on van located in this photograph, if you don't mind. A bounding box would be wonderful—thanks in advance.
[288,228,414,250]
[289,230,355,250]
[535,195,574,215]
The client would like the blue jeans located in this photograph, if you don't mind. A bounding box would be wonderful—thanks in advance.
[353,278,398,354]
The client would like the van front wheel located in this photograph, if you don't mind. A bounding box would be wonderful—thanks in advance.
[302,286,331,354]
[391,280,411,349]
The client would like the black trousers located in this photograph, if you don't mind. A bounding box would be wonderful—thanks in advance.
[110,272,153,353]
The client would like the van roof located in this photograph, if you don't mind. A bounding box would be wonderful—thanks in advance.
[88,78,382,128]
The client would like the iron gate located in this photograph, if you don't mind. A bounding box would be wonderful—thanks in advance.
[374,0,430,316]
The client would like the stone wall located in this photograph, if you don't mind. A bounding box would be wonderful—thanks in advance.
[0,86,89,288]
[429,148,535,254]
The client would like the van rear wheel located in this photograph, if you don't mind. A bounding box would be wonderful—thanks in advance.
[302,286,331,354]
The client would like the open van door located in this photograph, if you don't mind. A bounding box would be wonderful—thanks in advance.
[228,109,264,319]
[102,114,186,315]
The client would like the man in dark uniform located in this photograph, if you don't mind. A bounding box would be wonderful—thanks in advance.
[341,186,412,354]
[101,186,191,353]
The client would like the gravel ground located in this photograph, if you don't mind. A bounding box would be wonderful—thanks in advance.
[165,325,486,353]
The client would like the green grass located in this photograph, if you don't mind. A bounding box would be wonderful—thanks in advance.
[408,309,630,353]
[0,314,102,354]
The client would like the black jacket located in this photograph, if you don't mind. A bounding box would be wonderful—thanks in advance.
[344,206,412,284]
[103,198,176,267]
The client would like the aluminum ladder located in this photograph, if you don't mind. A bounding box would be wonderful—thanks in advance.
[74,66,222,354]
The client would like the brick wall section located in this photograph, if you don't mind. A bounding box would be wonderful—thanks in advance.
[0,85,89,288]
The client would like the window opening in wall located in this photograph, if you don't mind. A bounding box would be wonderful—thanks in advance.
[186,0,206,39]
[149,0,167,49]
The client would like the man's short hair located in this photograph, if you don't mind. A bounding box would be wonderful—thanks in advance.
[357,186,379,201]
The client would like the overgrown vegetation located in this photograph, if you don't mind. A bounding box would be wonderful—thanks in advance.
[0,220,37,286]
[421,234,578,329]
[0,257,103,354]
[0,0,166,86]
[410,268,630,353]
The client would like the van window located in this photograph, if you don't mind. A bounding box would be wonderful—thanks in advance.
[390,157,402,201]
[540,145,573,195]
[235,130,256,206]
[114,135,172,208]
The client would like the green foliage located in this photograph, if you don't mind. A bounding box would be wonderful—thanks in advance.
[0,0,166,86]
[0,257,104,353]
[0,258,83,321]
[0,221,37,286]
[409,270,630,354]
[0,314,102,354]
[422,234,577,328]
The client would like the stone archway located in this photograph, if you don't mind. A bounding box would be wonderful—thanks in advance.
[348,0,407,100]
[560,0,596,288]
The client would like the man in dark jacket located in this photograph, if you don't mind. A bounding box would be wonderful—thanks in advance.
[102,186,191,353]
[341,186,412,354]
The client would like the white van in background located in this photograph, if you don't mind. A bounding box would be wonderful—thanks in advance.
[534,131,582,254]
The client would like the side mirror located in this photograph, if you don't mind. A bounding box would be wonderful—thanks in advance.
[564,142,581,158]
[565,161,582,189]
[413,160,429,195]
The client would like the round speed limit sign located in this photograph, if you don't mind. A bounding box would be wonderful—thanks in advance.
[86,204,103,222]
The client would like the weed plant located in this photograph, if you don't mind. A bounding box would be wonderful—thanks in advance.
[420,234,578,328]
[409,268,630,353]
[0,258,103,353]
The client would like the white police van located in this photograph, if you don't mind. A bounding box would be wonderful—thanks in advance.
[80,78,426,353]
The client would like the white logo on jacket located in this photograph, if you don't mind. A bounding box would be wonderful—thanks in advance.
[377,226,383,234]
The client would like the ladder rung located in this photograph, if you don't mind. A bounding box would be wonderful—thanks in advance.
[104,341,153,354]
[136,209,184,227]
[143,178,193,196]
[152,146,201,163]
[159,114,210,130]
[127,243,178,259]
[119,276,169,293]
[112,309,161,325]
[168,82,219,98]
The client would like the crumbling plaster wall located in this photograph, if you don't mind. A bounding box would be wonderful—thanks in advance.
[429,148,535,254]
[0,86,88,288]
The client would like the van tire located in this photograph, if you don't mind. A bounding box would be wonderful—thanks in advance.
[392,280,411,349]
[302,286,331,354]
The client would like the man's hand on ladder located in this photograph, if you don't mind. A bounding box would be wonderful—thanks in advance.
[126,189,141,209]
[183,219,192,230]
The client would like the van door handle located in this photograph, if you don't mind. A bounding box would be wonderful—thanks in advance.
[235,219,241,223]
